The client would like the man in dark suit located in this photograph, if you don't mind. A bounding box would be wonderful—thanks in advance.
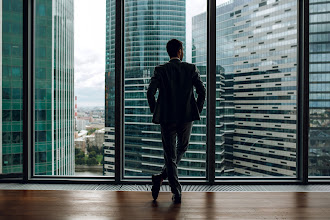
[147,39,206,203]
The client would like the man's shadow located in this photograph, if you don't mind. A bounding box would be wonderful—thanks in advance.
[151,200,181,219]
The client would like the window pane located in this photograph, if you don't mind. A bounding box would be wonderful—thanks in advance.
[1,0,24,175]
[123,0,207,177]
[309,0,330,176]
[34,0,108,177]
[215,0,298,177]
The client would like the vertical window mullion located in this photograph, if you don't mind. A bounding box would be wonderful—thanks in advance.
[23,0,34,182]
[207,0,216,184]
[297,0,309,184]
[115,0,124,183]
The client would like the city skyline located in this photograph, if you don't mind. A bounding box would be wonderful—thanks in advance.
[74,0,229,107]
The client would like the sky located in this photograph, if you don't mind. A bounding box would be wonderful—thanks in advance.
[74,0,230,107]
[74,0,106,107]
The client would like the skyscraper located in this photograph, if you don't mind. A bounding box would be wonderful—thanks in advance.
[193,0,297,176]
[309,0,330,176]
[1,0,24,174]
[1,0,75,175]
[230,0,297,176]
[104,0,116,176]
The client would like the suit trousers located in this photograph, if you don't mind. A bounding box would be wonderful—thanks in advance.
[159,122,193,195]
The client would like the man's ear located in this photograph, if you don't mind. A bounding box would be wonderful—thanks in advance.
[178,48,182,57]
[179,48,183,60]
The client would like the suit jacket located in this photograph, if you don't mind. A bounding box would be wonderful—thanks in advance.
[147,59,206,124]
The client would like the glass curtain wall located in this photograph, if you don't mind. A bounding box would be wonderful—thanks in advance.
[214,0,298,177]
[309,0,330,177]
[34,0,75,176]
[6,0,329,182]
[123,0,207,177]
[34,0,109,177]
[104,0,116,177]
[1,0,24,175]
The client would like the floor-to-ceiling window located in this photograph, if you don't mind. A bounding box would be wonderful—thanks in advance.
[122,0,208,178]
[2,0,328,183]
[33,0,111,177]
[214,0,298,177]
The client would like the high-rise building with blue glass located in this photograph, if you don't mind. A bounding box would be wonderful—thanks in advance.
[1,0,24,174]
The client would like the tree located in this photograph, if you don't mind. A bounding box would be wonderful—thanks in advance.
[87,157,97,166]
[87,145,102,154]
[75,148,86,165]
[76,151,85,159]
[76,158,85,165]
[75,148,81,155]
[89,151,96,159]
[86,138,90,148]
[87,128,97,135]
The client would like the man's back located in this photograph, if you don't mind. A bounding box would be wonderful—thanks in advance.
[149,39,206,203]
[147,58,206,124]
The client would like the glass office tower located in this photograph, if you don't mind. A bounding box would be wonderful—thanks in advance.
[40,0,75,176]
[104,0,116,176]
[230,0,297,176]
[194,0,298,176]
[309,0,330,176]
[1,0,24,174]
[0,0,74,175]
[50,0,75,176]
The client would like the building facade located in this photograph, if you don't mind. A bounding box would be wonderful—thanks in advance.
[193,0,297,176]
[1,0,24,174]
[35,0,75,175]
[308,0,330,176]
[231,0,297,176]
[0,0,74,175]
[103,0,116,176]
[95,129,105,149]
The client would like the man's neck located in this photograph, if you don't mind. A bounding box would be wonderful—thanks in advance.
[170,57,180,60]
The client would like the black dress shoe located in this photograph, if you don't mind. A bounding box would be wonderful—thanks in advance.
[151,174,163,200]
[172,194,181,204]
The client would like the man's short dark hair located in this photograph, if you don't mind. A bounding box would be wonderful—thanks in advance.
[166,39,183,58]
